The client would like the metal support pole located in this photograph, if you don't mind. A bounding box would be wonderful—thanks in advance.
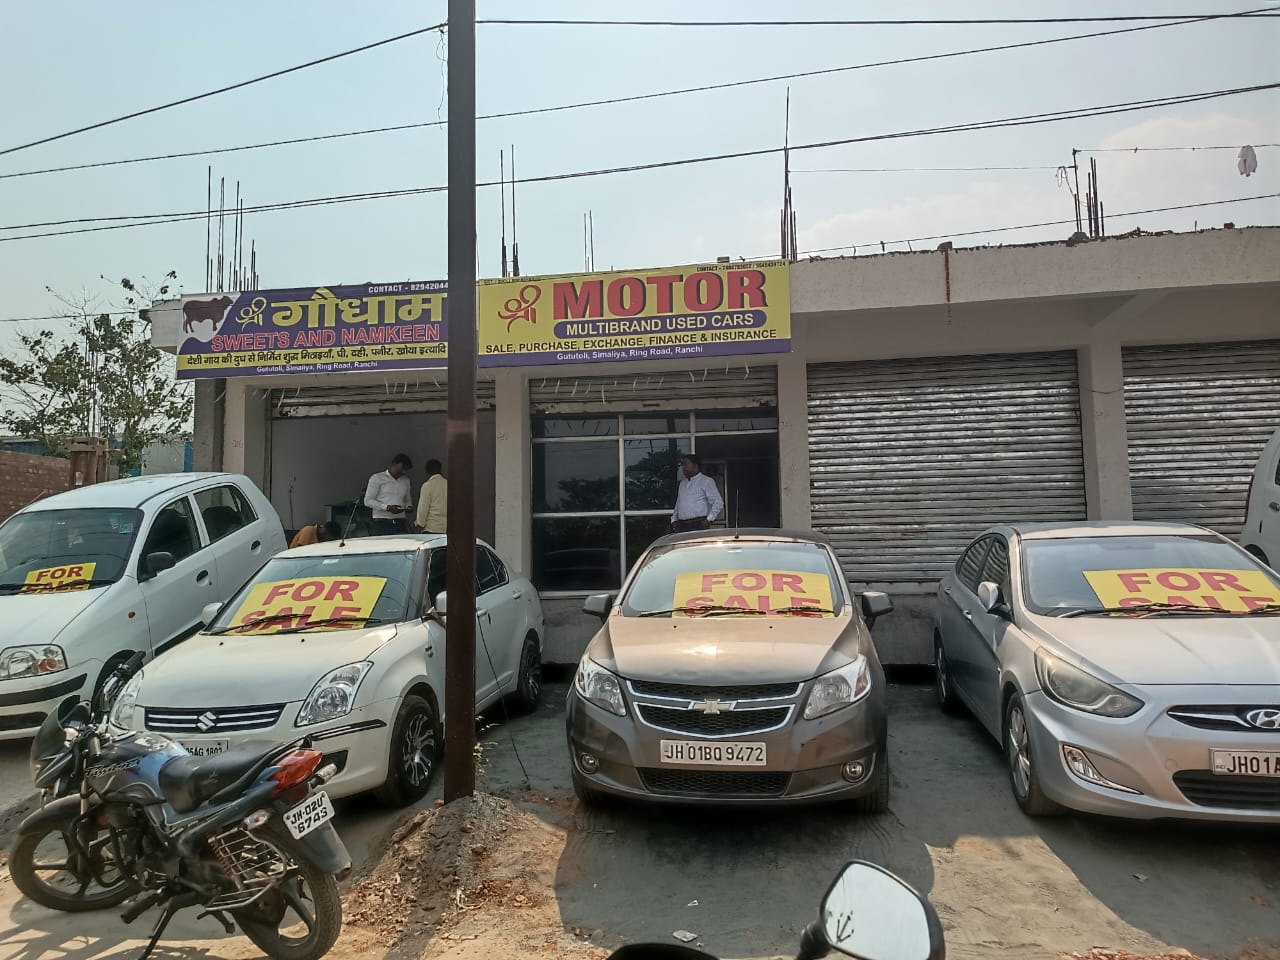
[444,0,477,803]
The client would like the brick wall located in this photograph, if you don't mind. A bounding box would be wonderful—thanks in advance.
[0,449,70,522]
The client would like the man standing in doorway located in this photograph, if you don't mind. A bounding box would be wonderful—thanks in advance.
[416,458,448,534]
[671,453,724,533]
[365,453,413,535]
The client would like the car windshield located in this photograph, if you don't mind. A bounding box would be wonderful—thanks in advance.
[0,508,142,595]
[209,550,416,634]
[622,540,844,618]
[1022,534,1280,615]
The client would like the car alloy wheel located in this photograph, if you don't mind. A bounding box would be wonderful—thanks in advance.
[934,637,962,715]
[402,712,436,787]
[513,636,543,713]
[375,695,439,807]
[1007,702,1032,798]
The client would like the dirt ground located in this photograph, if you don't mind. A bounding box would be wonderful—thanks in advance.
[1,679,1277,960]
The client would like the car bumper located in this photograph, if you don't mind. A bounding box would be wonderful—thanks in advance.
[137,699,395,799]
[565,687,886,806]
[1025,685,1280,823]
[0,667,95,740]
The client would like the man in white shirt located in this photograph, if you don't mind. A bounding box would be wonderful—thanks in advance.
[670,453,724,533]
[364,453,413,535]
[415,458,448,534]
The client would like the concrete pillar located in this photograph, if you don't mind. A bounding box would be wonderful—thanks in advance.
[778,316,812,529]
[493,368,531,576]
[1078,339,1133,520]
[193,379,224,472]
[221,380,247,475]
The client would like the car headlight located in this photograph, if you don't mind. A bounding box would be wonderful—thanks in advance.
[574,657,626,717]
[110,672,143,730]
[804,655,872,720]
[1035,649,1143,718]
[296,662,372,726]
[0,644,68,681]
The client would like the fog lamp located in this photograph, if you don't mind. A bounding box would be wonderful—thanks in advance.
[841,761,867,783]
[579,753,600,774]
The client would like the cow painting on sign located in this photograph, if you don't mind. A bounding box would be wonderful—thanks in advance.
[181,296,233,337]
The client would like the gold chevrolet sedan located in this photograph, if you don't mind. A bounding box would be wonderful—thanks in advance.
[566,529,893,809]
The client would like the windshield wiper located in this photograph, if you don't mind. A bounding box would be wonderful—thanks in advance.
[274,616,387,634]
[0,578,115,595]
[770,606,836,616]
[208,613,300,635]
[1060,602,1234,618]
[638,605,767,618]
[1241,603,1280,616]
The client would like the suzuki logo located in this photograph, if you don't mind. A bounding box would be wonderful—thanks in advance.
[196,712,219,732]
[1244,708,1280,730]
[691,699,736,715]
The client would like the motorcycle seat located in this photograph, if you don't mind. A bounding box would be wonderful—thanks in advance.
[158,741,280,814]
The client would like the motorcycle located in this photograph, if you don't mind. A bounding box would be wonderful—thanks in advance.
[604,860,946,960]
[10,651,351,960]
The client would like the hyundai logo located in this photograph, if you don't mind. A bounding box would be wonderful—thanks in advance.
[196,711,219,732]
[1244,708,1280,730]
[691,699,736,715]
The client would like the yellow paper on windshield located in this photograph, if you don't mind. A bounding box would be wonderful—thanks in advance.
[22,562,97,594]
[1083,568,1280,613]
[672,569,834,616]
[229,576,387,634]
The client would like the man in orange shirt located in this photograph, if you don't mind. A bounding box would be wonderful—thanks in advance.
[289,520,341,549]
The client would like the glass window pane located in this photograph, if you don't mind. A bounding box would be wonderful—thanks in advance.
[626,515,672,572]
[533,417,618,438]
[195,484,253,543]
[625,439,684,510]
[533,441,619,512]
[697,409,778,432]
[533,517,621,591]
[623,414,690,435]
[143,497,200,562]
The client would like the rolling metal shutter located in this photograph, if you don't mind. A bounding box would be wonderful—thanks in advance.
[808,351,1087,584]
[270,380,496,418]
[530,366,777,414]
[1123,341,1280,539]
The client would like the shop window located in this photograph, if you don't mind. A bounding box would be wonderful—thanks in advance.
[533,441,619,513]
[626,515,673,571]
[532,417,618,438]
[624,439,683,511]
[532,517,621,592]
[623,414,690,435]
[696,410,778,432]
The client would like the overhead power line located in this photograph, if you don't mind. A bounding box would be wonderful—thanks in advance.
[795,164,1061,174]
[796,194,1280,257]
[0,22,448,160]
[478,13,1280,26]
[3,81,1278,242]
[0,8,1271,182]
[1080,142,1280,153]
[0,310,135,325]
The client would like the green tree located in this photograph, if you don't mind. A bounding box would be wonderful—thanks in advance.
[0,273,192,474]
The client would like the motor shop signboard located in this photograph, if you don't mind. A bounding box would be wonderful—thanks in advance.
[477,260,791,367]
[174,281,449,380]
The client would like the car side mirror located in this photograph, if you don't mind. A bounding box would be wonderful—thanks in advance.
[434,591,447,617]
[142,551,176,581]
[805,860,945,960]
[977,581,1013,620]
[583,593,615,620]
[200,602,222,627]
[860,591,893,626]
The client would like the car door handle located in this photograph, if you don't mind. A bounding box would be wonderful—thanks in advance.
[196,570,210,583]
[251,539,262,550]
[962,610,973,620]
[943,587,952,596]
[425,644,434,658]
[511,590,524,600]
[1270,501,1280,512]
[479,610,491,622]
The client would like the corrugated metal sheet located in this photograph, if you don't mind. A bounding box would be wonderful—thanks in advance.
[808,352,1087,583]
[270,381,496,418]
[1124,341,1280,539]
[530,366,777,414]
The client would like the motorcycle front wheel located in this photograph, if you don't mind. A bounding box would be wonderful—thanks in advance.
[10,814,134,912]
[231,825,342,960]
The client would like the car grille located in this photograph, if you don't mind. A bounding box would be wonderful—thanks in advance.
[638,703,791,737]
[639,768,790,798]
[1173,771,1280,810]
[145,704,286,734]
[1168,706,1280,732]
[629,679,800,701]
[0,711,46,732]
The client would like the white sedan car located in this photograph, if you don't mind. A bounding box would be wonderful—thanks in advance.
[108,534,544,806]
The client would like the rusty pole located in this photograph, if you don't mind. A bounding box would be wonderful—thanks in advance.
[444,0,477,803]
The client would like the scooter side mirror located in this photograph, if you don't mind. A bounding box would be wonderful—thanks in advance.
[809,861,945,960]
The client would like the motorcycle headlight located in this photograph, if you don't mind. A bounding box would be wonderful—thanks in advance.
[0,644,68,680]
[574,657,626,717]
[296,662,372,726]
[109,672,143,730]
[804,655,872,720]
[1035,649,1143,718]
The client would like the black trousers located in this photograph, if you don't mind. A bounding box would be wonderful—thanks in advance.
[671,518,710,533]
[371,518,408,536]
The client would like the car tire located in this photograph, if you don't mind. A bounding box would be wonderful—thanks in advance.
[374,695,440,808]
[850,753,891,814]
[934,635,963,716]
[1004,693,1066,817]
[1246,545,1271,567]
[512,634,543,714]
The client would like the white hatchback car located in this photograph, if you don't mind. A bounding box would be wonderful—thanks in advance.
[1244,424,1280,569]
[108,535,545,806]
[0,473,285,739]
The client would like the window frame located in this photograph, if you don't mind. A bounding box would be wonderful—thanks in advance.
[139,494,203,571]
[980,536,1011,593]
[193,483,256,545]
[956,537,993,594]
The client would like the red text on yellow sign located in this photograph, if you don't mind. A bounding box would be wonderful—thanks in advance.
[673,569,834,616]
[23,563,98,594]
[231,576,387,633]
[1083,568,1280,612]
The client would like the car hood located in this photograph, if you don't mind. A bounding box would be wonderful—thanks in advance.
[137,624,399,706]
[1037,614,1280,685]
[594,615,859,684]
[0,588,108,644]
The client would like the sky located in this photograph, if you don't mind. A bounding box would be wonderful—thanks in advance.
[1,0,1277,349]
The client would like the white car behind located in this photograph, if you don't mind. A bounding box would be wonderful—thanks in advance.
[108,534,544,806]
[1244,424,1280,569]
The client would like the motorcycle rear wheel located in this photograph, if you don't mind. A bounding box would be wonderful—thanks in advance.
[232,825,342,960]
[10,814,134,912]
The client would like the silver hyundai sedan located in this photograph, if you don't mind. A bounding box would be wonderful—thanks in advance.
[934,521,1280,822]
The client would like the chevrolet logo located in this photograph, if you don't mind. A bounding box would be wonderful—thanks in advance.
[691,699,736,715]
[196,711,219,732]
